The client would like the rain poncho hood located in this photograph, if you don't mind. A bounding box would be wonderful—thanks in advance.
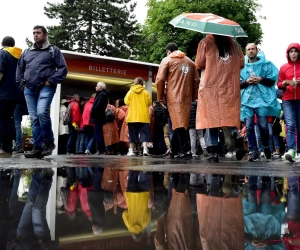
[169,50,185,58]
[3,47,22,59]
[130,84,144,94]
[240,51,281,120]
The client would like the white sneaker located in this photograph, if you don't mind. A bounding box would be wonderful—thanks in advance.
[127,149,135,156]
[85,149,92,155]
[143,147,149,156]
[225,152,234,158]
[260,152,265,157]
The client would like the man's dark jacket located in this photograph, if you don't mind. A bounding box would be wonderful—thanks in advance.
[90,89,109,125]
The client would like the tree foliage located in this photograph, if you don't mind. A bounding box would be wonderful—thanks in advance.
[43,0,139,58]
[135,0,263,63]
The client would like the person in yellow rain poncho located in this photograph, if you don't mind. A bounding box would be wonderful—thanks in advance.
[122,171,151,242]
[0,36,22,157]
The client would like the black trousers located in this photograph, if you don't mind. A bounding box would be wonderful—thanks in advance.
[0,101,16,152]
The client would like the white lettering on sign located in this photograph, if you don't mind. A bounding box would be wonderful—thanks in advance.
[83,239,124,250]
[234,27,244,33]
[200,15,225,23]
[179,20,197,27]
[88,65,127,76]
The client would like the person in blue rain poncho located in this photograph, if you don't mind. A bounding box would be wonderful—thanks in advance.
[239,43,281,162]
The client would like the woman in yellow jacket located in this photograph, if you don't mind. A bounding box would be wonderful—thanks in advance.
[124,77,152,156]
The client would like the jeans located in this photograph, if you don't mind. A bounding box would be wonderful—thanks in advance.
[67,124,77,154]
[282,100,300,151]
[208,127,219,146]
[17,170,52,240]
[24,86,55,148]
[76,130,85,153]
[84,126,95,151]
[14,104,27,150]
[254,123,273,152]
[247,176,271,205]
[245,114,269,152]
[189,128,206,155]
[287,177,300,221]
[9,169,21,214]
[0,102,15,152]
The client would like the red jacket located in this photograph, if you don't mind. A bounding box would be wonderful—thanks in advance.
[69,99,81,126]
[278,43,300,100]
[80,97,94,129]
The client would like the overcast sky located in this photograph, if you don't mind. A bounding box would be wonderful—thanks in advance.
[0,0,299,68]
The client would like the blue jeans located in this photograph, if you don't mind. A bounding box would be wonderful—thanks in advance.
[208,127,219,146]
[245,114,269,152]
[14,104,27,149]
[287,177,300,221]
[17,170,52,240]
[84,126,95,151]
[76,130,85,153]
[282,100,300,151]
[67,124,77,154]
[24,86,55,148]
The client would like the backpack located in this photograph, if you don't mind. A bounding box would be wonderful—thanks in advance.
[105,108,115,122]
[153,102,168,126]
[62,102,75,125]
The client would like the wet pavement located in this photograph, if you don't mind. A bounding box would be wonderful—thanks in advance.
[0,154,299,249]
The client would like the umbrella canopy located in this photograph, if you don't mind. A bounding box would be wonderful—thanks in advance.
[169,13,248,37]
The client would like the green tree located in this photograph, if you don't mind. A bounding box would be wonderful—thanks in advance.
[43,0,139,58]
[136,0,263,63]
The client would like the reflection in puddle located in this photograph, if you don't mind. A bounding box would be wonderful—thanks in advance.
[1,167,299,249]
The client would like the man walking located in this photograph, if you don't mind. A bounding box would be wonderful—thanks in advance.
[16,25,67,158]
[90,82,109,155]
[239,43,281,161]
[0,36,22,157]
[155,42,200,158]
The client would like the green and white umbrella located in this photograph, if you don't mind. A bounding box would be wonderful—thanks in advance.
[169,13,248,37]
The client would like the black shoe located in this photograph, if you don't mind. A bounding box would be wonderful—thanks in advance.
[174,153,192,159]
[42,168,55,180]
[236,136,246,160]
[24,145,43,158]
[42,141,56,156]
[264,147,272,160]
[207,153,219,163]
[248,151,259,162]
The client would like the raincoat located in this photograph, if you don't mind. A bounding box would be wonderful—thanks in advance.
[155,190,196,250]
[124,84,152,123]
[277,43,300,100]
[240,52,281,120]
[102,104,120,147]
[243,198,285,250]
[155,50,200,130]
[197,194,244,250]
[195,34,244,129]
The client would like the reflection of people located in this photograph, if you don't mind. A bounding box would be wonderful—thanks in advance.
[122,171,151,242]
[155,173,197,249]
[195,35,244,162]
[156,43,200,159]
[244,176,285,249]
[58,99,69,154]
[16,25,67,158]
[240,44,280,161]
[0,36,22,157]
[283,177,300,249]
[277,43,300,162]
[15,168,58,249]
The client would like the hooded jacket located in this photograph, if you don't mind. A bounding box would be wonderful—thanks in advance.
[0,47,22,102]
[277,43,300,100]
[16,40,67,93]
[156,50,200,130]
[124,84,152,123]
[80,97,95,129]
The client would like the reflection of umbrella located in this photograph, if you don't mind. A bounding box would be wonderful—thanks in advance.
[169,13,248,37]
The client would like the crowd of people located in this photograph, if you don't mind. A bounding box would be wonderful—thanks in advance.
[0,25,300,165]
